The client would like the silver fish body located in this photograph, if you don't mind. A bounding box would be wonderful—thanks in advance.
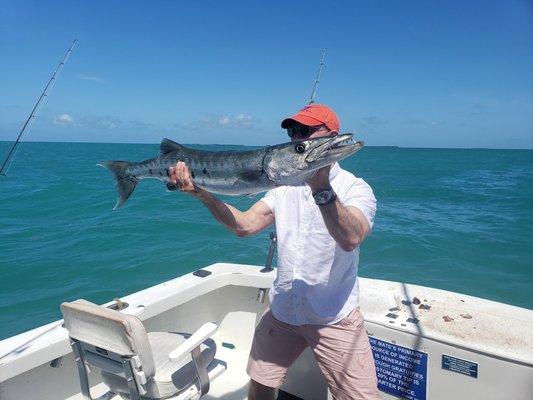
[100,135,363,209]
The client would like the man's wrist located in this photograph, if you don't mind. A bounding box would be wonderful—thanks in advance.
[192,187,209,199]
[313,187,337,206]
[310,183,332,194]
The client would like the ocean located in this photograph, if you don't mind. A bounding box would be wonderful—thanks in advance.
[1,141,532,340]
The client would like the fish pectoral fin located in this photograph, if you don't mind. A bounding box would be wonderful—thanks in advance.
[166,182,179,191]
[238,170,263,182]
[160,138,185,155]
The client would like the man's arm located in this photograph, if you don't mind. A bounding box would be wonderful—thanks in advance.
[316,201,370,252]
[307,166,371,252]
[169,161,274,237]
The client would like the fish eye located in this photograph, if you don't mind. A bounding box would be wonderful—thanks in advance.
[295,143,306,153]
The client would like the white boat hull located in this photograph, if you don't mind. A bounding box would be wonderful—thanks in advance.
[1,263,532,399]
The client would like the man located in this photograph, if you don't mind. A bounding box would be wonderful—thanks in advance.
[169,104,380,400]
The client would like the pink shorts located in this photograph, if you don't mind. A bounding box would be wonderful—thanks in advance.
[246,308,381,400]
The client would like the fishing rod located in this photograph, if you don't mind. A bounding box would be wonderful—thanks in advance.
[0,39,78,176]
[308,48,327,105]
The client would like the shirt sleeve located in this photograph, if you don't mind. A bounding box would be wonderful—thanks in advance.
[259,188,276,214]
[340,176,377,229]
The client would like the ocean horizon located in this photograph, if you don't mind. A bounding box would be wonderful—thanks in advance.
[2,139,531,151]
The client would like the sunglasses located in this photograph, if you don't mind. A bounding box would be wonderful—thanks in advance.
[287,124,328,138]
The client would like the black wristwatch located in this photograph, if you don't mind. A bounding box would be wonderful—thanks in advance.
[313,187,337,206]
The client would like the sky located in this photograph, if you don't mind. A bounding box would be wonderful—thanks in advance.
[0,0,532,148]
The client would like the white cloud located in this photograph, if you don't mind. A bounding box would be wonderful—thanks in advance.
[218,116,231,125]
[51,114,123,129]
[236,113,253,126]
[214,114,254,126]
[179,112,259,131]
[219,113,254,127]
[54,113,75,125]
[99,117,119,129]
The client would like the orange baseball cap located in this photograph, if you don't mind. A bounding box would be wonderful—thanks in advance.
[281,104,340,132]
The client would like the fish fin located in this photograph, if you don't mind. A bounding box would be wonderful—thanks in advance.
[238,170,263,182]
[98,161,138,210]
[166,182,178,191]
[160,138,185,155]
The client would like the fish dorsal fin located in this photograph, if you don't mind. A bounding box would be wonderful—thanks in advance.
[160,138,185,155]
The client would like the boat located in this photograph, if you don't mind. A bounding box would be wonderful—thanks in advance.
[1,258,532,399]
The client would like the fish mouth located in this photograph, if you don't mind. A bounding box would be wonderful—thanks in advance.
[306,134,364,163]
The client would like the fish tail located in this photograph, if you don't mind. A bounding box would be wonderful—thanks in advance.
[98,161,138,210]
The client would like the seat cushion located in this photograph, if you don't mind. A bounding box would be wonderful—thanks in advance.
[102,331,216,399]
[149,331,216,397]
[61,299,155,375]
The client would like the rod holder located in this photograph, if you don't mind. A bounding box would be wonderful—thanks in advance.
[261,231,277,273]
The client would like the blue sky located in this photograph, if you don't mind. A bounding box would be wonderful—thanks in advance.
[0,0,532,148]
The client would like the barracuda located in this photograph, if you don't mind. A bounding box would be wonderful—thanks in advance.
[99,135,363,209]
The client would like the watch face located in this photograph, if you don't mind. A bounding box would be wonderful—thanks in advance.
[314,189,333,204]
[317,192,329,202]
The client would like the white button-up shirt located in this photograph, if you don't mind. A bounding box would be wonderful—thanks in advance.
[260,163,376,326]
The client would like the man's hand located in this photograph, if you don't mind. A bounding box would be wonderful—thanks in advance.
[306,165,332,193]
[169,161,200,194]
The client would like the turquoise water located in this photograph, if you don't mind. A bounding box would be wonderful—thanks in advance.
[1,142,532,340]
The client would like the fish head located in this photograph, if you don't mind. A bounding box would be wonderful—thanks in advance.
[263,134,363,185]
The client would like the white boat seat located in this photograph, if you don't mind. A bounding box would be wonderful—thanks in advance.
[60,299,226,400]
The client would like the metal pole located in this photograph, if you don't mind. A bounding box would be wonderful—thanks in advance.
[0,39,78,176]
[308,48,327,105]
[261,231,277,273]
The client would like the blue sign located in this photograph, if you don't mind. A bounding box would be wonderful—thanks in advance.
[370,337,428,400]
[442,354,478,378]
